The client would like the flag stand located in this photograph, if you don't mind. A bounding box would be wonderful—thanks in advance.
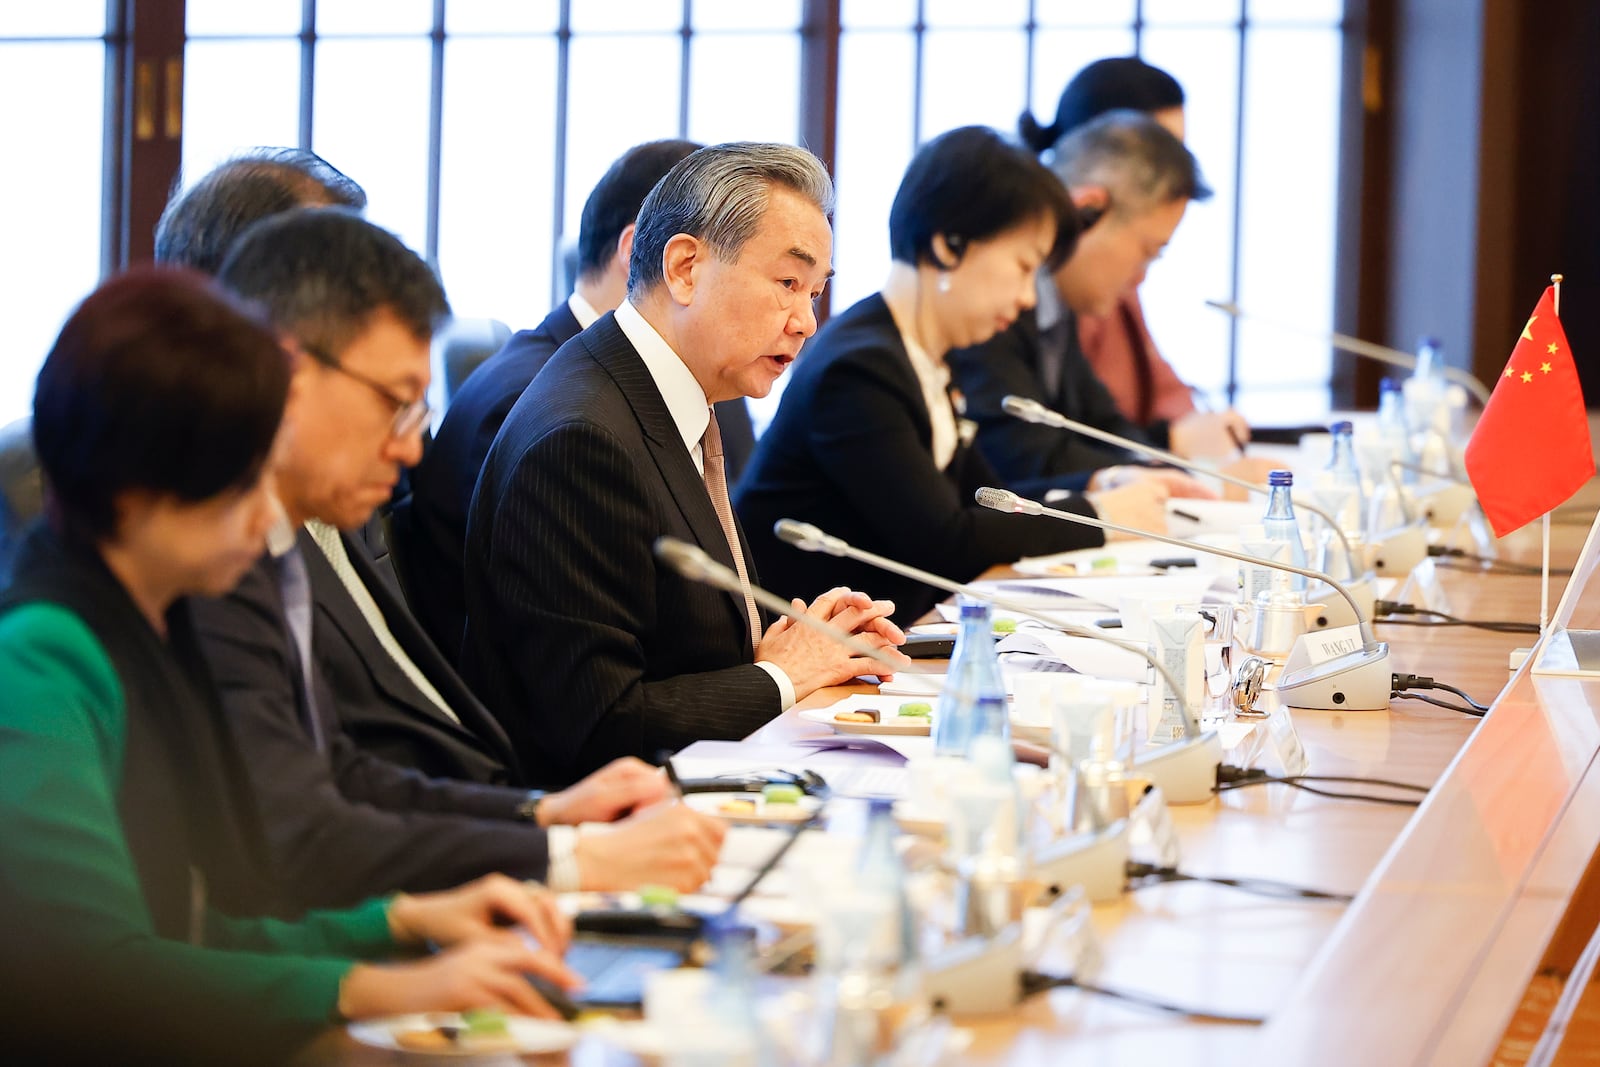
[1542,274,1564,636]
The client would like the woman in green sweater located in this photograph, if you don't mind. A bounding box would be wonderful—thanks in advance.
[0,269,579,1065]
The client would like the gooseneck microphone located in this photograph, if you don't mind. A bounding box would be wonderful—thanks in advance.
[1000,395,1358,568]
[1204,299,1493,407]
[653,537,930,689]
[772,518,1222,804]
[973,488,1392,712]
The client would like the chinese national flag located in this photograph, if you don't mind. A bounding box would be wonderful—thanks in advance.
[1464,285,1594,537]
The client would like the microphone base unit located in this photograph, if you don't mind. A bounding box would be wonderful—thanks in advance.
[1030,822,1130,905]
[922,923,1026,1016]
[1306,573,1378,631]
[1419,482,1477,528]
[1370,524,1429,577]
[1276,642,1392,711]
[1132,731,1223,804]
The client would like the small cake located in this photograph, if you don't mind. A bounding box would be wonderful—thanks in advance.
[761,783,804,805]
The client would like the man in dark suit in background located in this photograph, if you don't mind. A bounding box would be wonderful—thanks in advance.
[406,139,748,662]
[191,209,724,916]
[460,143,910,788]
[948,111,1274,492]
[155,147,368,274]
[158,150,506,785]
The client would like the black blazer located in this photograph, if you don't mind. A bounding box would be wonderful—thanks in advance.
[459,313,781,788]
[189,533,552,914]
[735,294,1106,624]
[301,526,522,785]
[407,303,582,658]
[946,306,1156,487]
[406,302,759,663]
[0,523,283,930]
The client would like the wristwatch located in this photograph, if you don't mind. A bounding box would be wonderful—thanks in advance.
[516,790,548,823]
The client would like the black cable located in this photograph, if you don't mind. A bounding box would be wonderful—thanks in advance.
[1373,601,1540,635]
[1215,777,1423,807]
[1218,765,1428,791]
[1127,861,1354,902]
[1390,673,1492,716]
[1427,680,1490,711]
[1020,971,1265,1025]
[1428,546,1570,577]
[1215,765,1428,806]
[1377,616,1542,635]
[1392,692,1484,717]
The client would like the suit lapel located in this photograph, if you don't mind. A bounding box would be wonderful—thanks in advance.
[338,532,521,767]
[300,529,510,761]
[578,316,756,638]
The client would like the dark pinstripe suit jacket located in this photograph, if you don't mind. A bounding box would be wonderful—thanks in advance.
[459,313,781,787]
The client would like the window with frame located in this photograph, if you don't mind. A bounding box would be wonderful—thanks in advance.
[5,0,1348,430]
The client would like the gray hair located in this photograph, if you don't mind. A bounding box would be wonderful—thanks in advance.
[1049,109,1211,217]
[627,142,835,294]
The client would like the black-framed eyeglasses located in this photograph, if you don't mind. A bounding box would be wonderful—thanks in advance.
[299,341,431,439]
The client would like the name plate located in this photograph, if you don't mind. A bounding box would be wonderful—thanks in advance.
[1302,623,1364,665]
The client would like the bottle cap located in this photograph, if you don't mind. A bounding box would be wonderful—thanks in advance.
[957,596,991,620]
[1268,469,1294,487]
[1330,420,1353,434]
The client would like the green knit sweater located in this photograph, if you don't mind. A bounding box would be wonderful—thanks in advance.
[0,601,397,1048]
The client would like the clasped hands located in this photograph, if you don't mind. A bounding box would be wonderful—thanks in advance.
[756,585,910,698]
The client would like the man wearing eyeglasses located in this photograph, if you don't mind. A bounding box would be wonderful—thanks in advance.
[188,208,725,918]
[947,110,1271,492]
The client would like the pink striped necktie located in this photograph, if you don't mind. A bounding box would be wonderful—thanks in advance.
[701,409,762,655]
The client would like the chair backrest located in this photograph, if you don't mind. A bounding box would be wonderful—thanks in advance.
[0,417,42,584]
[434,317,513,407]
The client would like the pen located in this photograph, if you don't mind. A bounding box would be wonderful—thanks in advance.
[1228,425,1248,455]
[1172,507,1203,524]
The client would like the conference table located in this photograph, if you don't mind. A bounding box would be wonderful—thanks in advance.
[311,489,1600,1066]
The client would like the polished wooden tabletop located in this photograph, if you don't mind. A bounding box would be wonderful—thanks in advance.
[305,493,1600,1066]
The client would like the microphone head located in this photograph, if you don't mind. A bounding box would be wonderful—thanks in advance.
[1000,395,1046,421]
[653,537,715,581]
[773,518,827,553]
[974,487,1025,514]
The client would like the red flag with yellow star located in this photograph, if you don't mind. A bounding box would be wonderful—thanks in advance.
[1464,285,1593,536]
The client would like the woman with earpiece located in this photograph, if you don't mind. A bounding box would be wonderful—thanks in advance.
[736,126,1171,625]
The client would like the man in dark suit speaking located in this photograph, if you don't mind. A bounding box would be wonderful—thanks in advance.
[406,139,704,662]
[461,143,909,787]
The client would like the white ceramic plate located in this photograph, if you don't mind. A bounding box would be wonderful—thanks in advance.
[798,703,933,736]
[683,790,823,824]
[348,1013,577,1055]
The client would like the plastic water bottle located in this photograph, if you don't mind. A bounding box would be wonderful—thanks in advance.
[933,598,1006,758]
[815,799,921,1066]
[1321,421,1367,532]
[857,798,918,975]
[1261,470,1307,592]
[951,734,1027,937]
[1376,377,1417,484]
[1404,336,1449,438]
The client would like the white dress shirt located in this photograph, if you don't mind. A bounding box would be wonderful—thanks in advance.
[889,307,959,471]
[614,300,795,709]
[567,291,601,330]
